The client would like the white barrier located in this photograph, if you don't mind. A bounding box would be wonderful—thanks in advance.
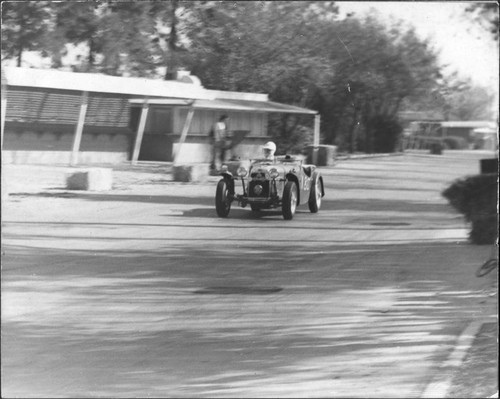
[66,168,113,191]
[172,164,210,182]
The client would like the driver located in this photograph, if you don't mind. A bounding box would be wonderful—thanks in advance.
[262,141,276,160]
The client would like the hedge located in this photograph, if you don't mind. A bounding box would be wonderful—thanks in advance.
[442,173,498,244]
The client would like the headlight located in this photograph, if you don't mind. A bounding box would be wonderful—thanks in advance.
[269,168,279,179]
[237,166,248,177]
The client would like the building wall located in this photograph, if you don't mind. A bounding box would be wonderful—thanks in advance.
[3,123,133,164]
[137,106,269,162]
[3,87,136,164]
[175,108,267,136]
[173,138,269,164]
[443,127,473,141]
[3,85,272,164]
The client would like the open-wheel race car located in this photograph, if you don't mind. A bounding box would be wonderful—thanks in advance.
[215,155,325,220]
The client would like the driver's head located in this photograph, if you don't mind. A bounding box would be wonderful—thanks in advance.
[262,141,276,159]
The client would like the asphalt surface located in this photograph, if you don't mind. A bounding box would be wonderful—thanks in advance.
[1,150,498,398]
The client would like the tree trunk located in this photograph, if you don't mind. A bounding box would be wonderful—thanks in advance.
[87,37,95,71]
[165,0,179,80]
[348,111,359,153]
[17,45,23,67]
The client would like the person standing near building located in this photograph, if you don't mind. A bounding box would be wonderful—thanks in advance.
[210,114,229,171]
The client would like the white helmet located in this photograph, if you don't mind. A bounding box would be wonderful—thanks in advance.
[262,141,276,159]
[262,141,276,152]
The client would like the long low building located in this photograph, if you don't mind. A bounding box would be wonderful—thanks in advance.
[1,67,318,165]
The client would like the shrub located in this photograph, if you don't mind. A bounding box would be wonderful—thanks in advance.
[443,136,468,150]
[371,115,403,153]
[268,115,314,155]
[442,173,498,244]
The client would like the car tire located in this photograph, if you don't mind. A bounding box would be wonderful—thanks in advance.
[215,179,231,217]
[308,175,322,213]
[282,181,298,220]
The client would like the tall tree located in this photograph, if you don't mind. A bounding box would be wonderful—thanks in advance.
[97,2,159,76]
[444,78,496,120]
[465,2,499,41]
[318,16,441,151]
[1,1,51,66]
[52,1,104,71]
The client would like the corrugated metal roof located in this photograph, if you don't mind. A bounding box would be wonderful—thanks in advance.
[398,111,445,121]
[6,87,81,124]
[4,67,317,116]
[3,67,213,100]
[130,98,317,115]
[193,99,317,114]
[473,127,497,134]
[207,89,268,102]
[129,99,192,106]
[85,93,129,127]
[441,121,496,128]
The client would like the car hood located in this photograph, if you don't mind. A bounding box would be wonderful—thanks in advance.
[249,162,296,177]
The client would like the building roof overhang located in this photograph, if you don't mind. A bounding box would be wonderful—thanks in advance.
[4,66,317,116]
[3,67,213,100]
[129,98,317,115]
[441,121,496,129]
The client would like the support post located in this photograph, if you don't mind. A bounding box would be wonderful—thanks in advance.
[173,107,195,165]
[1,72,6,150]
[70,91,89,166]
[313,113,320,165]
[1,95,6,150]
[131,100,149,165]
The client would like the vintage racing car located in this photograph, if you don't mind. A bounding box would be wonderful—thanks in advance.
[215,155,325,220]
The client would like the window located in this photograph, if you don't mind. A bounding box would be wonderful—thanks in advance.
[146,107,173,134]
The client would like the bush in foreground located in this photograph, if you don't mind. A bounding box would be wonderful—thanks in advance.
[442,173,498,244]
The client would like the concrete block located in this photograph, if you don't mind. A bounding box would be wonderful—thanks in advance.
[173,164,210,182]
[66,168,113,191]
[306,145,337,166]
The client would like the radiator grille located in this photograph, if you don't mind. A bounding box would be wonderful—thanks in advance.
[248,180,270,198]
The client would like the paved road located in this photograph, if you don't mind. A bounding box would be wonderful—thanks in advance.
[1,151,497,398]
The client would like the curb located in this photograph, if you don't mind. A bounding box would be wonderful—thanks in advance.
[421,320,486,398]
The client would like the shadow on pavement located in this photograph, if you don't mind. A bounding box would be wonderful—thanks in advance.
[7,192,453,215]
[4,219,461,231]
[9,192,214,206]
[2,241,496,397]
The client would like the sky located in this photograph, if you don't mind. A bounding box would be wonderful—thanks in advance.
[337,1,499,118]
[337,1,499,90]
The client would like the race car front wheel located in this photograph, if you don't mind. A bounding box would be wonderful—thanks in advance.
[282,181,298,220]
[308,175,322,213]
[215,179,232,217]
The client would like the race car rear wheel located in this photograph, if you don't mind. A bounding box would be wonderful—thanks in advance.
[282,181,298,220]
[215,179,232,217]
[308,176,322,213]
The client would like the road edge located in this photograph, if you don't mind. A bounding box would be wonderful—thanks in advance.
[421,320,485,398]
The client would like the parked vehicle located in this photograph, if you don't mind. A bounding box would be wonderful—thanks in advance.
[215,155,324,220]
